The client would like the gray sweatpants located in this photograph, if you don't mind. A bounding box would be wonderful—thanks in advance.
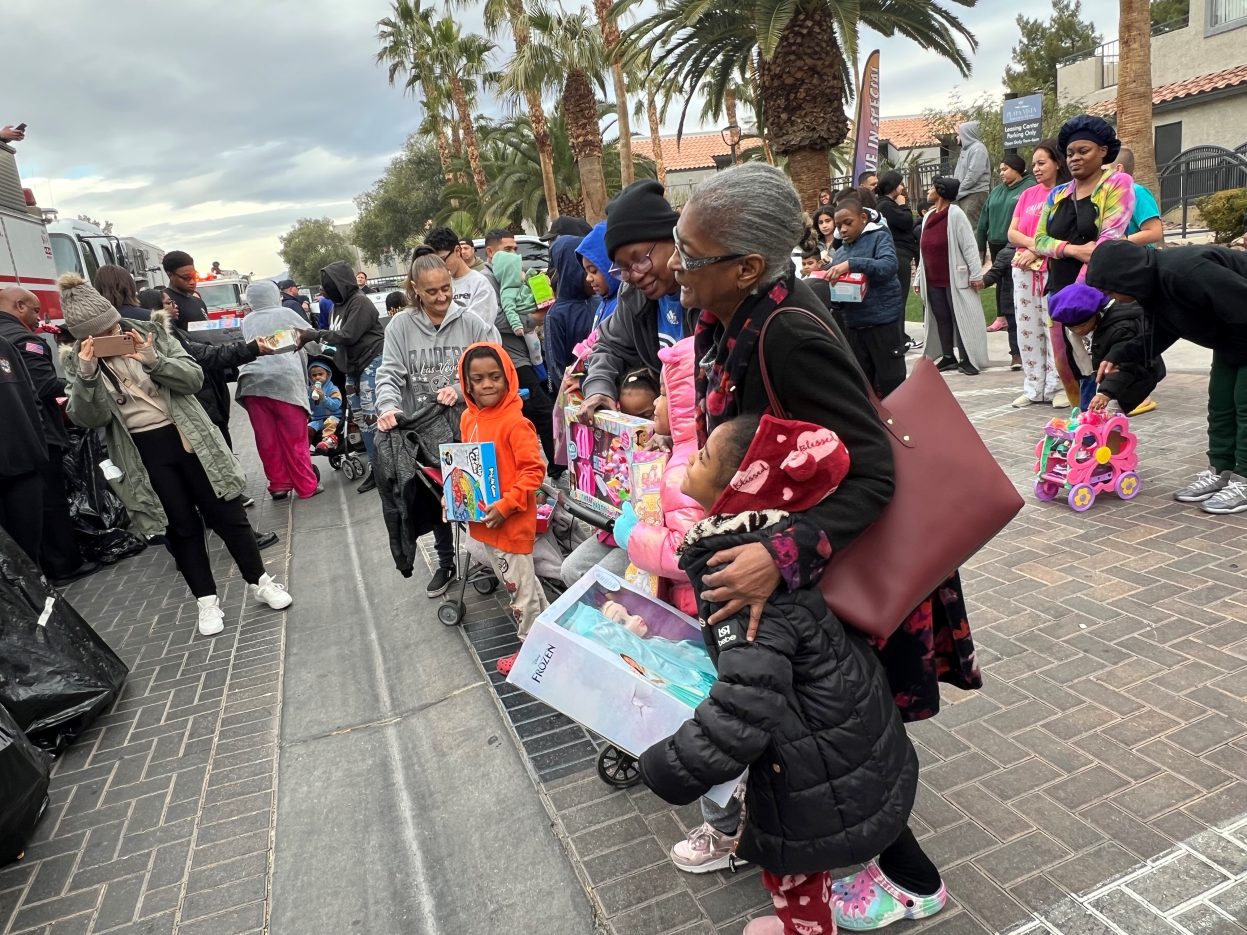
[559,535,630,588]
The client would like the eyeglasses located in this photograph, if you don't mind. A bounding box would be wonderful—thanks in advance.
[609,243,657,282]
[671,227,744,271]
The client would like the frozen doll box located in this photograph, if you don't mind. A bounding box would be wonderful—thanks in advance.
[506,565,739,806]
[438,442,502,522]
[564,408,657,519]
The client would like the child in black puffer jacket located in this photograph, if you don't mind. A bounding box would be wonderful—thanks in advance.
[640,413,918,935]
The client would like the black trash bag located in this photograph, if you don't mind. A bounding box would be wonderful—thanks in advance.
[0,702,49,865]
[0,525,128,751]
[62,428,146,565]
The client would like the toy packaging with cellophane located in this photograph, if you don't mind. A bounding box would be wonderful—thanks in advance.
[438,442,502,522]
[564,408,656,519]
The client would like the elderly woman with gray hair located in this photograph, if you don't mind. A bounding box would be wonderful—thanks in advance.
[236,281,323,500]
[650,164,980,931]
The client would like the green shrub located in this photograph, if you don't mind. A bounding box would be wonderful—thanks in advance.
[1194,188,1247,244]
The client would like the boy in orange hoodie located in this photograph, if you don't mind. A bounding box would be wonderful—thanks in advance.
[458,342,550,675]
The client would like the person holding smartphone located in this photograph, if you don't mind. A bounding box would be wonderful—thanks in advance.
[58,273,294,637]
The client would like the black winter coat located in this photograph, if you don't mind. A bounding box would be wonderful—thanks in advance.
[1090,301,1165,412]
[307,262,386,378]
[0,334,50,477]
[1088,241,1247,367]
[0,312,68,449]
[640,512,918,875]
[373,425,443,578]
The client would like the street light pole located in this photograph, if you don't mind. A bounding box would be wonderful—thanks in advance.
[720,124,740,165]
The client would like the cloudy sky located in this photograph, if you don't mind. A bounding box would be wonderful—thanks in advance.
[7,0,1120,277]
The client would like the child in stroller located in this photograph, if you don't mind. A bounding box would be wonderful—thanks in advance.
[307,361,344,453]
[307,356,368,481]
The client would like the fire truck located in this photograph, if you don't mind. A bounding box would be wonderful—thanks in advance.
[0,141,62,320]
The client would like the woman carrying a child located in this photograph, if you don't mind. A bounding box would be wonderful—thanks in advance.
[648,163,981,931]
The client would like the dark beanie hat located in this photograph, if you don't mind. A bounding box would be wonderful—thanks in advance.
[1002,153,1027,175]
[1059,114,1121,163]
[604,180,680,260]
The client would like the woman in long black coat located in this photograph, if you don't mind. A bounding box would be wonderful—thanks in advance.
[662,163,981,931]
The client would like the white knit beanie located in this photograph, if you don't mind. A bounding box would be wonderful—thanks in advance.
[58,273,121,339]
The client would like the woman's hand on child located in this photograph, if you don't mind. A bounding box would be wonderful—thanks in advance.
[702,542,782,640]
[483,505,506,529]
[435,386,458,406]
[377,409,401,432]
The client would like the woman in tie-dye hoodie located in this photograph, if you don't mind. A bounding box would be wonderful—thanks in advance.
[1033,114,1136,406]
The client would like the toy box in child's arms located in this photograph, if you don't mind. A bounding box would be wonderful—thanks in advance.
[506,565,740,806]
[629,450,667,524]
[564,408,656,519]
[439,442,502,522]
[829,272,868,303]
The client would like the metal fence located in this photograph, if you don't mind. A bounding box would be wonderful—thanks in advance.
[1158,144,1247,236]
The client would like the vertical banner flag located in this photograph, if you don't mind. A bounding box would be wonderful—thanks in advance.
[852,50,882,182]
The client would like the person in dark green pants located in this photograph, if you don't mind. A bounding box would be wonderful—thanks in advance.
[1088,240,1247,513]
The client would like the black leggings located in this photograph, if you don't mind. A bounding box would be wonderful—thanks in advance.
[131,426,265,598]
[926,286,966,361]
[879,825,942,895]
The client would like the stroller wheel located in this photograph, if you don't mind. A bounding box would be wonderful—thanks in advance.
[597,746,641,788]
[438,600,465,626]
[345,456,365,481]
[472,575,499,595]
[328,454,342,470]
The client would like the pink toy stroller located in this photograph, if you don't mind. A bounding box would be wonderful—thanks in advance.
[1034,409,1141,512]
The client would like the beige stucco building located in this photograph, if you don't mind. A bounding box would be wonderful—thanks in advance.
[1056,0,1247,162]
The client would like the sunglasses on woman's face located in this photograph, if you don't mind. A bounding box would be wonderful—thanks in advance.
[609,243,657,282]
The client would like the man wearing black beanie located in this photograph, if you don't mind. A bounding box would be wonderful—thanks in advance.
[577,180,689,423]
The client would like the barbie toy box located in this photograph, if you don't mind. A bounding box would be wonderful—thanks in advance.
[564,409,656,519]
[507,565,739,806]
[828,272,868,303]
[438,442,502,522]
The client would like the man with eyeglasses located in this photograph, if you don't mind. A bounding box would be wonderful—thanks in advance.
[161,251,209,329]
[577,180,689,424]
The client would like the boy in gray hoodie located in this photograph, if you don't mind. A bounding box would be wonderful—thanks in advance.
[375,253,500,597]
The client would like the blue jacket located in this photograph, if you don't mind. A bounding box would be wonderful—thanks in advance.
[832,225,902,328]
[576,221,620,326]
[545,234,596,392]
[317,296,333,329]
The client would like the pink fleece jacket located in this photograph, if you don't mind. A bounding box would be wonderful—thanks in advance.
[625,337,703,616]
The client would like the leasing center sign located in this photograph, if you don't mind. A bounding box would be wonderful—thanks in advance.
[1003,94,1043,147]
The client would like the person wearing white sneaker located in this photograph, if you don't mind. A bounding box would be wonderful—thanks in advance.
[59,274,293,640]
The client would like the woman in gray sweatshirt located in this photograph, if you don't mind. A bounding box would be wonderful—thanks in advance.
[374,252,499,596]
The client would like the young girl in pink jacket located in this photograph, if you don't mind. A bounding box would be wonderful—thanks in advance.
[612,337,704,615]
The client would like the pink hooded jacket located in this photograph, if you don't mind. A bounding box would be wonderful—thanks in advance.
[625,337,703,615]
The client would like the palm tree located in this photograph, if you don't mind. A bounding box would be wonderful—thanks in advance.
[1117,0,1158,192]
[450,0,561,222]
[618,0,978,205]
[424,18,495,195]
[632,75,671,184]
[439,110,656,231]
[376,0,454,175]
[504,5,612,222]
[594,0,635,186]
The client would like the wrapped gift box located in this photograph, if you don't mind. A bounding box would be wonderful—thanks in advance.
[438,442,502,522]
[828,272,869,303]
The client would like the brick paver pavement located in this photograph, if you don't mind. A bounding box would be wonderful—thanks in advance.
[4,367,1247,934]
[0,445,292,935]
[458,369,1247,935]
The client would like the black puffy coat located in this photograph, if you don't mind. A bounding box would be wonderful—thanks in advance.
[639,512,918,875]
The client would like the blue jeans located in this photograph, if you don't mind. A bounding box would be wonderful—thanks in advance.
[350,355,382,464]
[1079,374,1097,412]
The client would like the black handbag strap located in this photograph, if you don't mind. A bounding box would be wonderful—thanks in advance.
[757,306,914,449]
